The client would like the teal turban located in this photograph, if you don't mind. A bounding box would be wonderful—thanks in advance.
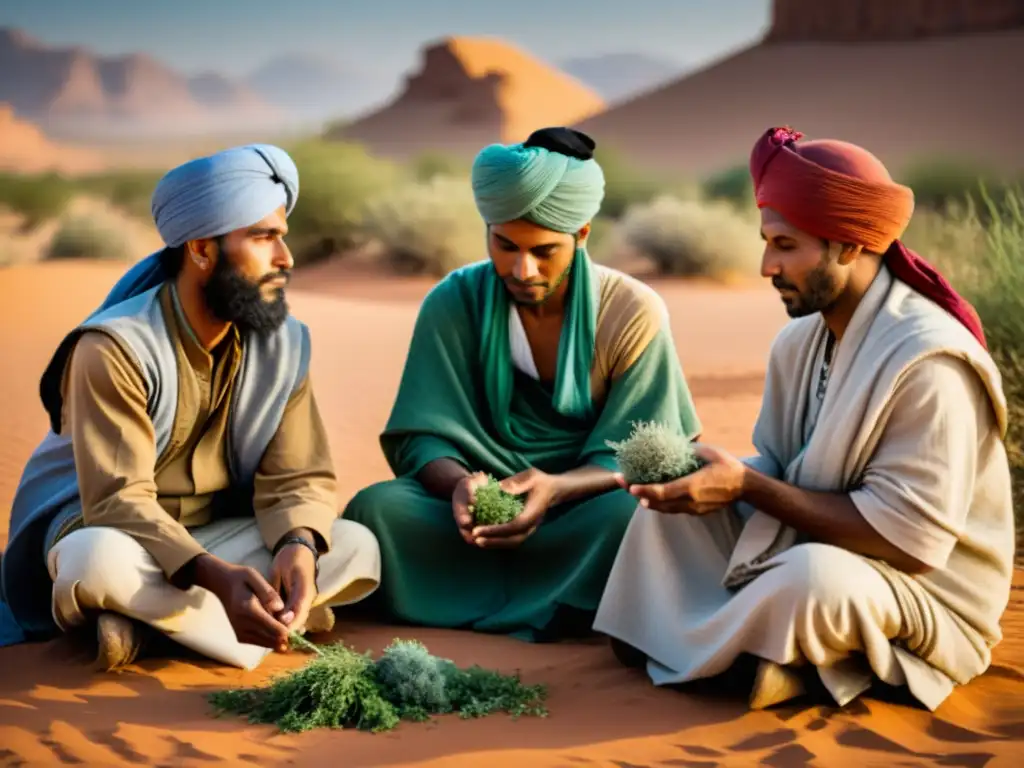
[470,127,605,425]
[92,144,299,315]
[470,129,605,232]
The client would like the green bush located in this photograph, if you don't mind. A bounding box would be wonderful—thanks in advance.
[899,158,1022,214]
[701,163,754,209]
[613,194,762,280]
[283,139,405,266]
[361,175,484,276]
[0,173,76,229]
[594,147,695,219]
[76,170,163,220]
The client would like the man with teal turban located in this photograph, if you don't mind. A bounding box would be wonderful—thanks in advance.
[344,127,701,640]
[0,144,381,670]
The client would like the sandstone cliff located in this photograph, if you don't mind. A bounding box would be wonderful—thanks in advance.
[767,0,1024,42]
[326,37,605,159]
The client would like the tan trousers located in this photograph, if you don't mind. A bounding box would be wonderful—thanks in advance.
[46,516,381,670]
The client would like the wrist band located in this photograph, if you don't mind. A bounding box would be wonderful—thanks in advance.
[274,535,320,579]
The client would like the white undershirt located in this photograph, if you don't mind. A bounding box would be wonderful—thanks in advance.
[508,306,540,380]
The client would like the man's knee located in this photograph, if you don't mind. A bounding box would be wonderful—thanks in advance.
[343,477,431,529]
[47,527,159,623]
[326,517,382,561]
[764,543,863,616]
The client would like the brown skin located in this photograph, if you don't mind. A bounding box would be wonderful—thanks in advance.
[170,206,319,651]
[620,207,931,576]
[417,217,620,548]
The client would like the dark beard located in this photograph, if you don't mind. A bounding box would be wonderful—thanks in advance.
[202,253,290,335]
[773,261,839,318]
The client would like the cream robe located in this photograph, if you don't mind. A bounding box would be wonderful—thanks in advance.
[593,265,1015,710]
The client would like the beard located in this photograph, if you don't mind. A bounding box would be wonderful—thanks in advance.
[773,260,840,318]
[202,252,290,335]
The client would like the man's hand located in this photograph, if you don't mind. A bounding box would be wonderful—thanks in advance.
[192,555,291,652]
[621,444,747,515]
[269,529,318,633]
[452,471,490,544]
[471,467,562,548]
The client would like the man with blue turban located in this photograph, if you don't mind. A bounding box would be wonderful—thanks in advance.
[344,127,701,640]
[0,144,380,670]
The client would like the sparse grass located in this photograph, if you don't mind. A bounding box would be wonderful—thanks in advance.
[904,184,1024,542]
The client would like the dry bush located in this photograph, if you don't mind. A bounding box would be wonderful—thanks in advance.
[361,176,484,276]
[611,195,762,281]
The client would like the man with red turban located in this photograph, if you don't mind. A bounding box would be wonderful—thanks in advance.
[593,127,1014,711]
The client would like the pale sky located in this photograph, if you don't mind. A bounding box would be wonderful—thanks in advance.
[1,0,772,81]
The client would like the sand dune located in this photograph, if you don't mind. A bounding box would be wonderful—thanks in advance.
[0,260,1020,766]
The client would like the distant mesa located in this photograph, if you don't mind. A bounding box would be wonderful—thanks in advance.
[0,27,280,139]
[573,0,1024,176]
[324,36,606,159]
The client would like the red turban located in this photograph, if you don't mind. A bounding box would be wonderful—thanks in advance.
[750,126,987,349]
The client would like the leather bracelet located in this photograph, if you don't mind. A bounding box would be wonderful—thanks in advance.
[273,534,320,579]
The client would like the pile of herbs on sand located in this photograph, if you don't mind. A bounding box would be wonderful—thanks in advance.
[208,635,548,733]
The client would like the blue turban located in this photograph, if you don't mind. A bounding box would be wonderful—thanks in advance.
[93,143,299,314]
[470,127,605,423]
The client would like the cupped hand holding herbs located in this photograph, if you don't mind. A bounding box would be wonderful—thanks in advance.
[451,471,490,544]
[607,421,745,516]
[470,468,558,548]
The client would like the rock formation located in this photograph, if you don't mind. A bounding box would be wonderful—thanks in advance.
[767,0,1024,42]
[325,37,605,159]
[0,27,278,139]
[574,0,1024,175]
[0,102,103,174]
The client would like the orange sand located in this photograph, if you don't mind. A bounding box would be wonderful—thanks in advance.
[0,260,1021,767]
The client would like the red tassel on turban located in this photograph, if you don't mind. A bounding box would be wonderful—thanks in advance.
[750,126,987,349]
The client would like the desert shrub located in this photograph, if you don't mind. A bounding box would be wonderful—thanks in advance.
[77,170,164,220]
[282,139,405,266]
[613,194,762,280]
[45,210,135,262]
[701,163,754,209]
[410,151,470,182]
[0,173,76,228]
[361,175,483,276]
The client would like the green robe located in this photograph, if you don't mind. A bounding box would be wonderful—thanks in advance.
[343,259,701,640]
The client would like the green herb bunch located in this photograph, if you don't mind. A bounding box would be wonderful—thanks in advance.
[605,420,702,485]
[471,475,524,525]
[208,635,548,733]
